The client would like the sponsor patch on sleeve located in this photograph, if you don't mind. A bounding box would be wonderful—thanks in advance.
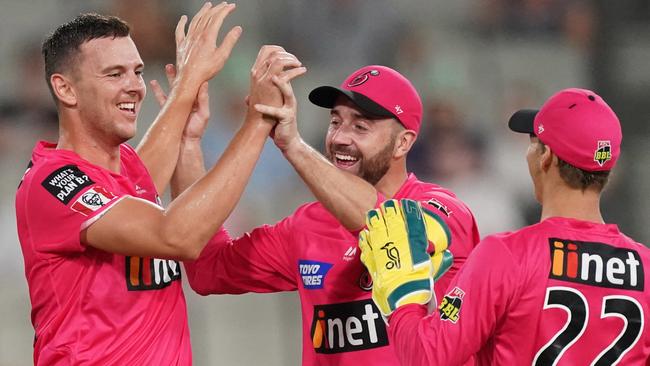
[438,286,465,323]
[17,160,33,189]
[425,198,452,217]
[41,165,95,204]
[299,260,333,290]
[71,186,117,216]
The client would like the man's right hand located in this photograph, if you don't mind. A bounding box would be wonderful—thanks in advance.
[247,45,305,125]
[174,2,242,88]
[151,65,210,142]
[136,2,239,193]
[252,67,306,154]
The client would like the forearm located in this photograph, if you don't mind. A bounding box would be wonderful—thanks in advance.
[137,78,200,194]
[284,140,378,230]
[161,115,272,257]
[84,115,271,260]
[136,2,241,194]
[171,138,206,199]
[389,304,434,366]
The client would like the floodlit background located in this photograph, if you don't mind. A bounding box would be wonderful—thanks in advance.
[1,0,649,364]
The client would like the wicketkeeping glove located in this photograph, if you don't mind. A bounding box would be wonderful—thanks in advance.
[420,205,453,282]
[359,199,452,316]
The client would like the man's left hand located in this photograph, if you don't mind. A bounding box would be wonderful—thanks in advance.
[359,199,438,317]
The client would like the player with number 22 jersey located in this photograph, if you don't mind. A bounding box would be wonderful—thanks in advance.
[379,89,650,365]
[392,217,650,364]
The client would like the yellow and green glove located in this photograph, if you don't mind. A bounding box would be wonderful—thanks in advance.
[359,199,453,316]
[421,205,454,282]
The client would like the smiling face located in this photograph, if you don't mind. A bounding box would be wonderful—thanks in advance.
[325,96,401,185]
[71,36,145,144]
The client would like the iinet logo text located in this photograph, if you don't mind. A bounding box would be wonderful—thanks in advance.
[310,299,388,354]
[548,238,644,291]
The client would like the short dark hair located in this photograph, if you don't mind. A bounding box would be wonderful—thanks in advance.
[538,142,610,192]
[41,13,130,99]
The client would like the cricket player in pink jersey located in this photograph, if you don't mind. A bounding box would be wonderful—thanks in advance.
[359,88,650,365]
[15,4,306,364]
[185,65,480,365]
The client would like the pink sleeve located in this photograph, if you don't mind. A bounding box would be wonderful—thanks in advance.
[184,218,297,295]
[388,236,518,365]
[24,163,124,254]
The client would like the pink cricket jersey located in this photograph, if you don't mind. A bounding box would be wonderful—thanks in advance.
[15,141,191,365]
[390,217,650,365]
[185,173,480,365]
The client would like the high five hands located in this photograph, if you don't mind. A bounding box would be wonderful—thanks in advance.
[149,2,242,140]
[174,2,242,87]
[248,46,307,130]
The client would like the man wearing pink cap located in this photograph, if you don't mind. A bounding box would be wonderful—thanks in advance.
[359,88,650,364]
[185,65,480,365]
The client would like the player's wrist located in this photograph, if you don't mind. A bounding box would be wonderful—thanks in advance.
[180,136,202,149]
[242,112,276,133]
[280,136,305,156]
[171,73,204,100]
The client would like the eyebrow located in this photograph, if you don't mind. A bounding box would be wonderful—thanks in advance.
[100,63,144,74]
[331,108,364,119]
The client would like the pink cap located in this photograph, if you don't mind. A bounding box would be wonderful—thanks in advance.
[309,65,423,133]
[508,88,622,171]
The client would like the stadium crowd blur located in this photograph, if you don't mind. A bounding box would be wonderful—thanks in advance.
[1,0,649,364]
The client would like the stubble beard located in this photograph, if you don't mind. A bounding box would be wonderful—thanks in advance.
[327,137,396,186]
[358,140,395,185]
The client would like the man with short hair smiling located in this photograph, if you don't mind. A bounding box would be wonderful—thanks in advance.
[15,3,306,364]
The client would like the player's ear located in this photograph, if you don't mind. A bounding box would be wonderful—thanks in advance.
[540,145,554,172]
[394,129,417,159]
[51,73,78,107]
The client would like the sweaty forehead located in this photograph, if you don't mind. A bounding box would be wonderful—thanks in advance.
[77,36,143,71]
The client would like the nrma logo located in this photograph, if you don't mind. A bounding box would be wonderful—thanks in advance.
[549,238,644,291]
[299,260,333,290]
[311,299,388,354]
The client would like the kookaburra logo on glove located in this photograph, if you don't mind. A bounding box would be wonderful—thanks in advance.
[359,199,454,316]
[381,242,401,270]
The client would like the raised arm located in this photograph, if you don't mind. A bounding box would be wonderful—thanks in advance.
[163,45,307,198]
[82,45,306,261]
[149,63,208,199]
[136,2,240,194]
[82,107,270,260]
[255,76,378,231]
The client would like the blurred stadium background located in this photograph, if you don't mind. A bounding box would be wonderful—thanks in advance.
[1,0,649,364]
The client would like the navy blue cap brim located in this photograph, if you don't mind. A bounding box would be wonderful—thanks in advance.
[508,109,538,135]
[308,86,396,119]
